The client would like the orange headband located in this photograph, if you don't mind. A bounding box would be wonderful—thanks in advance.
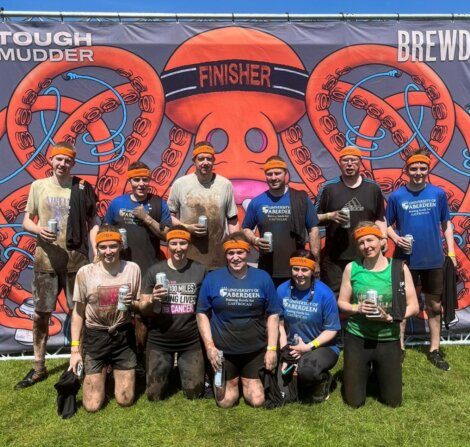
[166,229,191,242]
[289,257,316,271]
[192,145,215,157]
[50,147,76,159]
[223,240,251,252]
[96,231,122,245]
[406,154,431,166]
[354,227,384,241]
[127,168,151,179]
[339,147,362,158]
[263,160,287,172]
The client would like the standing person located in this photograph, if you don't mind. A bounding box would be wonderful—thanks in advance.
[15,142,98,390]
[338,222,418,408]
[168,141,239,271]
[243,156,320,287]
[278,250,341,403]
[103,161,172,375]
[69,225,141,412]
[138,226,207,400]
[196,232,280,408]
[386,150,457,370]
[315,146,387,295]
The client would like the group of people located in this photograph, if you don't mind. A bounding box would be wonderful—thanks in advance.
[14,139,456,411]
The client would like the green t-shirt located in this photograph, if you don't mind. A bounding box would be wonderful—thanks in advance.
[346,260,399,341]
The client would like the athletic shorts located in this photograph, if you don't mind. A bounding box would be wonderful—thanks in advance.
[84,324,137,375]
[224,349,266,380]
[410,268,444,296]
[32,271,76,313]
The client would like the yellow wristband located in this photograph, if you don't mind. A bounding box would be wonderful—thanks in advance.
[351,304,358,313]
[309,340,320,349]
[71,340,80,347]
[267,345,277,352]
[448,252,456,257]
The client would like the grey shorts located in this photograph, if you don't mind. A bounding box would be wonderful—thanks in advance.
[32,271,77,313]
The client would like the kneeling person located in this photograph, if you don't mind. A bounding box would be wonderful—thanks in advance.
[139,226,207,400]
[69,225,141,412]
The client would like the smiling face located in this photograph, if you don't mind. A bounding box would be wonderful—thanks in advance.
[129,176,150,201]
[168,238,189,263]
[51,154,75,179]
[356,234,383,259]
[194,153,215,177]
[291,265,313,289]
[406,162,429,187]
[226,248,248,273]
[97,240,121,266]
[265,168,287,192]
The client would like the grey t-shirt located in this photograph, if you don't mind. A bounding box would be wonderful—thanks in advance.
[143,259,207,351]
[167,173,238,269]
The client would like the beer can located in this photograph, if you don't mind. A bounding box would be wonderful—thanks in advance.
[119,228,128,249]
[198,215,208,228]
[118,285,130,311]
[366,289,380,315]
[403,234,414,255]
[340,207,351,229]
[48,218,58,234]
[263,232,273,252]
[76,362,84,379]
[155,272,169,290]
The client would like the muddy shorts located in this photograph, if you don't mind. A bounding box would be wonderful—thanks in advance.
[224,348,266,380]
[32,271,76,313]
[84,324,137,375]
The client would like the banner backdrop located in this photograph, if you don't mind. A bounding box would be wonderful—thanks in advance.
[0,21,469,353]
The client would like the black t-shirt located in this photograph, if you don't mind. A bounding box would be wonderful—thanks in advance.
[142,260,207,352]
[316,176,385,261]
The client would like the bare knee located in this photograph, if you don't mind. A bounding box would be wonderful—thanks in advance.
[83,395,104,412]
[116,390,134,407]
[245,391,265,408]
[216,397,238,409]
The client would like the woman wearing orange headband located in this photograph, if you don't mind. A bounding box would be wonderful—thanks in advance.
[338,221,418,408]
[137,225,207,401]
[196,232,281,409]
[277,249,340,403]
[69,224,142,412]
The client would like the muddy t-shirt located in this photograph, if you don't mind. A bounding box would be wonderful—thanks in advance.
[167,173,238,270]
[143,259,207,351]
[26,177,88,272]
[73,260,141,331]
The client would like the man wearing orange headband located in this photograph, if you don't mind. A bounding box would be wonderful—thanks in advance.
[243,155,320,286]
[68,224,141,412]
[168,141,239,270]
[16,141,99,390]
[315,146,386,296]
[138,225,207,401]
[386,149,456,371]
[104,160,172,379]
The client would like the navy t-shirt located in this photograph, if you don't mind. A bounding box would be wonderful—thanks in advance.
[196,266,281,355]
[104,194,172,276]
[242,189,318,278]
[386,184,450,269]
[277,280,341,355]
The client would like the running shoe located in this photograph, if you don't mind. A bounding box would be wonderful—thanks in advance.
[14,368,48,390]
[427,350,450,371]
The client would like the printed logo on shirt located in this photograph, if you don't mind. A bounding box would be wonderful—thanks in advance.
[97,285,120,307]
[161,282,198,314]
[283,298,318,320]
[401,199,437,216]
[343,197,364,212]
[219,287,261,307]
[261,205,291,222]
[118,208,142,225]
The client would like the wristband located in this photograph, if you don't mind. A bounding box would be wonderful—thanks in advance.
[71,340,80,347]
[254,237,260,245]
[266,345,277,352]
[326,212,332,220]
[448,252,456,257]
[351,304,358,313]
[309,340,320,350]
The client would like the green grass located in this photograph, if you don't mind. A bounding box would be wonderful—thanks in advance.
[1,346,469,447]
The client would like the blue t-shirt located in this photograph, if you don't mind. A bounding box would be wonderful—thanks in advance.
[242,189,318,278]
[196,266,281,355]
[104,194,172,275]
[386,184,450,269]
[277,280,341,355]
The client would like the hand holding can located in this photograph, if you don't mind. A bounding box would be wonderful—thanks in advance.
[118,285,131,311]
[339,208,351,229]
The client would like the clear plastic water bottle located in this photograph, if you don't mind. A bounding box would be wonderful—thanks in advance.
[214,350,225,389]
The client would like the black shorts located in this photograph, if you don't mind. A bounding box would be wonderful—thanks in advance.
[224,349,265,380]
[410,268,444,296]
[84,324,137,375]
[320,257,350,295]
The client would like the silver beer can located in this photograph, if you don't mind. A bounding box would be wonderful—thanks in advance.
[48,218,58,234]
[198,215,208,228]
[263,232,273,252]
[119,228,128,249]
[340,207,351,229]
[155,272,169,290]
[403,234,414,255]
[366,289,380,315]
[118,285,130,311]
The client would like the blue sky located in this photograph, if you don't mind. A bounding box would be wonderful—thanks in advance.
[1,0,468,14]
